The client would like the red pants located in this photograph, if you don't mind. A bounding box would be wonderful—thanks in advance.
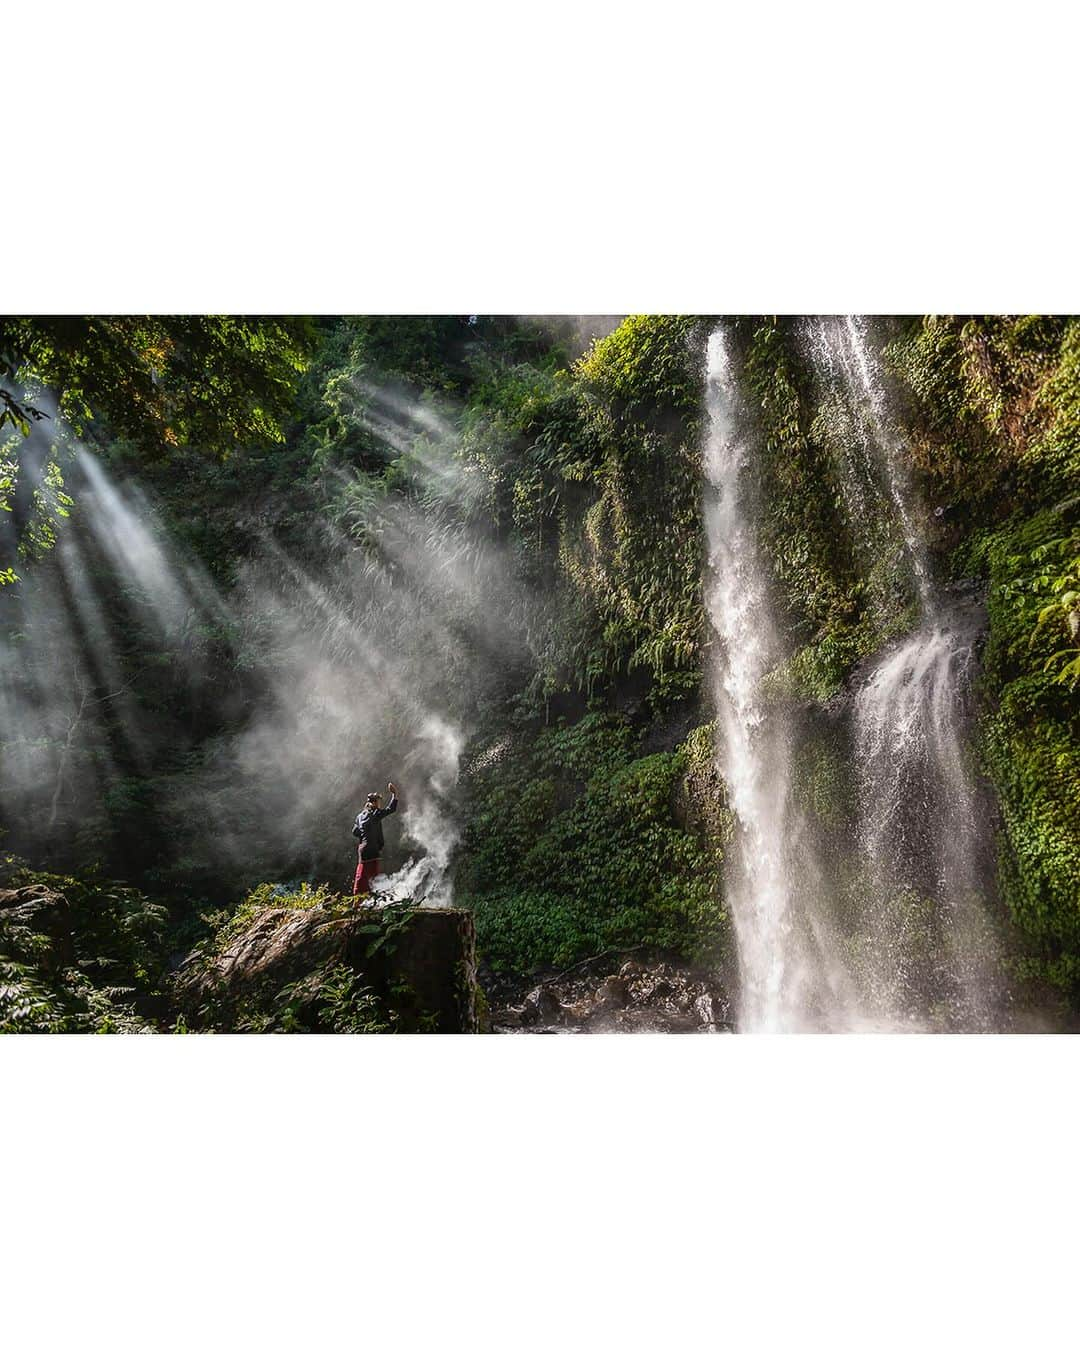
[353,857,381,896]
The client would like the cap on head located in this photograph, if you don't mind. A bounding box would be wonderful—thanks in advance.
[367,792,381,805]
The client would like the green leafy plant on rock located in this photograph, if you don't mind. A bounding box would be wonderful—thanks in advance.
[456,712,726,973]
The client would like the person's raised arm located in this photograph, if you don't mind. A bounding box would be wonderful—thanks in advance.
[378,781,399,817]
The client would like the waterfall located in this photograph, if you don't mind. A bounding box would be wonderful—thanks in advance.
[805,317,1004,1028]
[705,319,1004,1030]
[703,328,858,1031]
[804,316,936,612]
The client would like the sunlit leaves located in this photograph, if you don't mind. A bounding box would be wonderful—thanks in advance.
[0,316,312,457]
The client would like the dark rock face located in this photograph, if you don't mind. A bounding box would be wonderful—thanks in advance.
[177,901,482,1033]
[0,885,75,970]
[489,956,733,1034]
[374,907,482,1034]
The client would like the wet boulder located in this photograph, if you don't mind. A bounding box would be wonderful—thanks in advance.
[693,991,725,1031]
[519,985,565,1026]
[596,975,629,1010]
[488,954,733,1034]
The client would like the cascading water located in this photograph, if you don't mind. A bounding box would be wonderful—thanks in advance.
[804,317,1004,1028]
[703,328,858,1031]
[705,319,1006,1030]
[807,317,936,611]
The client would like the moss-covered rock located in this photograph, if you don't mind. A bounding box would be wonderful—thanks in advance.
[176,893,482,1033]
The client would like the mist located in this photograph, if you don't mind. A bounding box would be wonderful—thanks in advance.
[0,380,542,904]
[514,315,625,358]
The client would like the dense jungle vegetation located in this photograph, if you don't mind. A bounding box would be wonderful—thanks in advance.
[1,314,1077,1030]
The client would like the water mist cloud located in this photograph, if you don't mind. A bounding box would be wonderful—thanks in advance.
[0,368,548,905]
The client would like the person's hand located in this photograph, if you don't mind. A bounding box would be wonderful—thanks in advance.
[387,781,396,794]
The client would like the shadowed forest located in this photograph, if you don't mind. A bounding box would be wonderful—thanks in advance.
[2,315,1077,1032]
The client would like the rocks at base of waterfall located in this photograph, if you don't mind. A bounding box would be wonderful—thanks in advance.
[518,985,564,1026]
[596,975,629,1009]
[488,957,732,1034]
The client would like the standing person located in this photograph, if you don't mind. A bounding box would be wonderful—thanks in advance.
[352,782,399,897]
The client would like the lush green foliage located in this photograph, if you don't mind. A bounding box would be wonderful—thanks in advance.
[0,316,312,580]
[0,316,312,450]
[555,317,709,704]
[1030,533,1080,689]
[0,856,167,1032]
[455,712,725,972]
[217,963,394,1035]
[575,314,705,418]
[962,508,1080,990]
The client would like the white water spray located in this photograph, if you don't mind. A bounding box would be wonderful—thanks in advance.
[703,328,856,1030]
[805,318,1003,1026]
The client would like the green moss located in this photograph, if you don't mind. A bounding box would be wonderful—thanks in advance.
[679,721,734,853]
[791,734,856,832]
[764,629,861,703]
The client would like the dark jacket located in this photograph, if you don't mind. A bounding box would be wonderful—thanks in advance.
[354,795,398,859]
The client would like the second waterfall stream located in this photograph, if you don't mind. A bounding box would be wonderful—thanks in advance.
[704,320,1006,1031]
